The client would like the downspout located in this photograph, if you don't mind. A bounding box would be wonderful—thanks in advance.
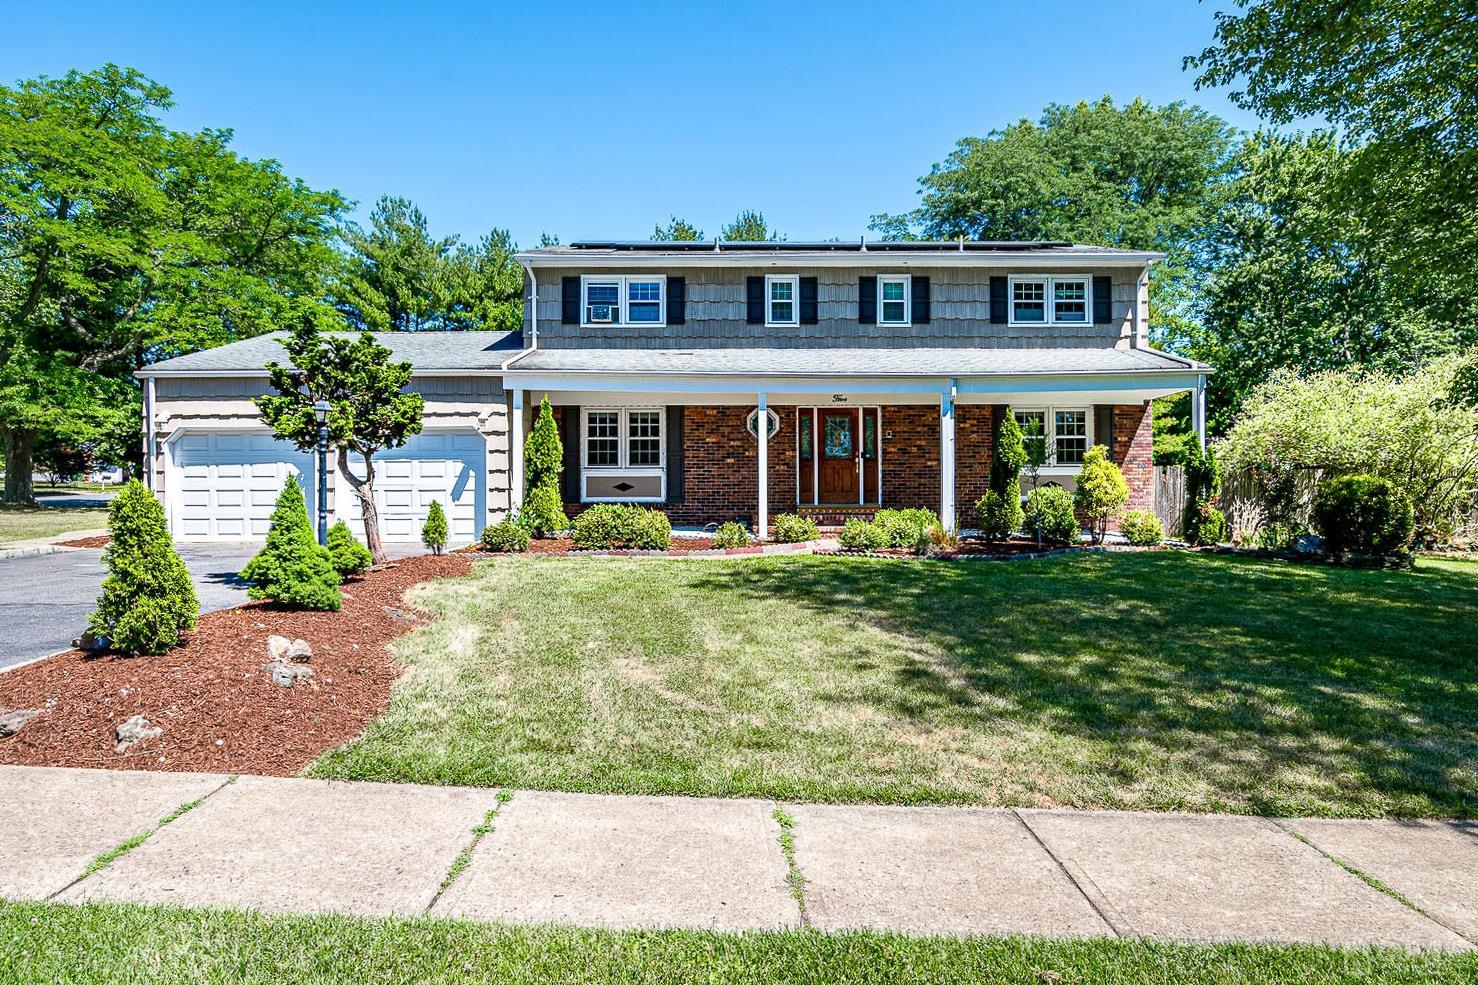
[144,375,156,490]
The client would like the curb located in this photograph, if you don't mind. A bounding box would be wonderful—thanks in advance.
[0,544,80,560]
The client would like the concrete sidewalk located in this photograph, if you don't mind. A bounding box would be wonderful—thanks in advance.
[1,765,1473,951]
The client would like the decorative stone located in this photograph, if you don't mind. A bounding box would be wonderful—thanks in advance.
[266,663,314,687]
[1295,534,1325,554]
[0,708,41,738]
[72,631,109,653]
[267,635,293,661]
[286,639,312,663]
[115,715,162,754]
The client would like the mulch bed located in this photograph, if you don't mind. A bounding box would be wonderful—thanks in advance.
[0,554,472,776]
[461,536,719,556]
[55,535,110,549]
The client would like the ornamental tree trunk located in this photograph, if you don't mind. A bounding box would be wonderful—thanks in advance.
[336,445,387,565]
[2,428,36,504]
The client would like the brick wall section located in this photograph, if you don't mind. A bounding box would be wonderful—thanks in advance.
[955,405,994,527]
[1113,401,1154,514]
[880,405,941,513]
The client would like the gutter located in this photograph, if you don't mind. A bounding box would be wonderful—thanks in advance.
[499,260,541,373]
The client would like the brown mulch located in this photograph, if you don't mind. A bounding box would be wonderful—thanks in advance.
[55,534,110,549]
[0,554,473,776]
[462,536,719,556]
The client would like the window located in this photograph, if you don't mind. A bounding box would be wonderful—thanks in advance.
[765,275,798,326]
[583,408,664,470]
[878,274,911,326]
[1015,407,1091,468]
[581,275,666,327]
[1009,276,1091,326]
[746,407,781,439]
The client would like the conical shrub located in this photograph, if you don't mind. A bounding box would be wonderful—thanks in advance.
[87,480,199,655]
[422,500,448,555]
[326,520,372,577]
[240,476,342,610]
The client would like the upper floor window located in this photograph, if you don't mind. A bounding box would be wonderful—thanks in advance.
[766,275,798,326]
[878,274,911,326]
[581,275,666,327]
[1009,276,1089,326]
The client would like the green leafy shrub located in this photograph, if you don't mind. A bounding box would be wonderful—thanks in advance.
[519,484,570,537]
[838,517,888,551]
[1313,474,1415,555]
[1198,507,1229,545]
[239,477,342,611]
[86,480,199,655]
[326,521,372,577]
[1074,445,1129,544]
[975,491,1020,543]
[1183,444,1222,545]
[480,519,531,553]
[1120,510,1164,546]
[1252,521,1305,551]
[872,508,939,549]
[571,504,672,551]
[771,513,819,543]
[711,521,750,549]
[421,500,448,555]
[1023,486,1079,544]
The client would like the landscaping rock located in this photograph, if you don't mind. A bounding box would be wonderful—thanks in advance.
[286,639,312,664]
[115,715,162,754]
[72,631,109,654]
[265,663,314,687]
[266,635,292,661]
[0,709,41,738]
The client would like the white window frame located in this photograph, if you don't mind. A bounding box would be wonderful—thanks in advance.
[580,406,666,502]
[580,274,667,328]
[1013,406,1093,473]
[765,274,799,327]
[876,274,911,327]
[1008,275,1092,327]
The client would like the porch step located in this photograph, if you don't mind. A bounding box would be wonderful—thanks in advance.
[795,505,877,527]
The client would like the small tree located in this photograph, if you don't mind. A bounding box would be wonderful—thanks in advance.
[1075,445,1130,544]
[1020,418,1051,545]
[87,480,199,655]
[521,396,569,535]
[326,520,372,577]
[984,408,1027,537]
[1183,443,1222,545]
[256,312,425,564]
[240,476,341,610]
[422,500,448,555]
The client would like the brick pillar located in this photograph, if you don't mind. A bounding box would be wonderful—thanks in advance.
[1114,402,1154,513]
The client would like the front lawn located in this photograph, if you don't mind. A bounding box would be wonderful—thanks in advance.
[0,504,110,546]
[5,900,1473,985]
[312,553,1478,817]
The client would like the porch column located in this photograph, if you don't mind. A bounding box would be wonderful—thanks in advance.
[940,380,957,531]
[510,387,525,511]
[756,392,769,539]
[1192,376,1207,452]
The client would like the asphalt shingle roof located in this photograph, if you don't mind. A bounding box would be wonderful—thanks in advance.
[506,346,1205,377]
[140,331,524,374]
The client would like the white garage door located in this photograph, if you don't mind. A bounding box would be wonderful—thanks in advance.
[171,431,315,540]
[336,431,485,544]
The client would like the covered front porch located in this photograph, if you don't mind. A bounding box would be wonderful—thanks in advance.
[503,351,1208,536]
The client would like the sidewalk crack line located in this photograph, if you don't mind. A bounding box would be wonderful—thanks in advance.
[1012,809,1130,939]
[427,788,513,912]
[772,805,810,927]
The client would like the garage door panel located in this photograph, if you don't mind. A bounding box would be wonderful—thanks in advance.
[172,432,313,541]
[336,431,484,545]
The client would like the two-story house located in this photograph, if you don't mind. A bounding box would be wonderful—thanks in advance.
[136,240,1210,543]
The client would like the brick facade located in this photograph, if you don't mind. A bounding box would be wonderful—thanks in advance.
[879,405,941,513]
[955,405,994,527]
[1112,402,1154,514]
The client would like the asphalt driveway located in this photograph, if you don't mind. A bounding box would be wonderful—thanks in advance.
[0,545,258,670]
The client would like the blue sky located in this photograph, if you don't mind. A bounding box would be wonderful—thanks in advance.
[4,1,1267,246]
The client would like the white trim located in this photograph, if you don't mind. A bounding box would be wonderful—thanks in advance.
[580,274,667,329]
[796,405,882,506]
[764,274,800,327]
[940,382,957,531]
[511,388,525,508]
[757,393,769,539]
[1012,405,1093,471]
[1007,275,1092,327]
[877,274,911,327]
[579,405,666,503]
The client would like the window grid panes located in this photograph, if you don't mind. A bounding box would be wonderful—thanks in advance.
[1055,410,1088,465]
[1052,279,1087,323]
[879,276,909,324]
[1011,280,1046,323]
[768,277,796,325]
[625,280,663,323]
[626,410,662,466]
[799,414,813,457]
[583,277,665,326]
[586,411,619,467]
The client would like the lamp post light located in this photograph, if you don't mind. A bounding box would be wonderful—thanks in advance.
[312,400,331,546]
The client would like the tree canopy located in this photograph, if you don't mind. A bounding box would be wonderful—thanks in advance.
[652,216,704,241]
[720,210,781,241]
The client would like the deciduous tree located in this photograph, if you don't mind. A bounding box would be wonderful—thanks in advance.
[720,210,780,242]
[652,216,704,241]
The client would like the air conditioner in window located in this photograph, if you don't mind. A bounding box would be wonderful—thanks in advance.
[587,304,615,323]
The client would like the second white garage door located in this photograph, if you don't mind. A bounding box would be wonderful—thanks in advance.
[335,430,486,544]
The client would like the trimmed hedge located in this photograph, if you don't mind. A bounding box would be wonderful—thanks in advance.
[1120,510,1164,546]
[872,508,938,549]
[711,521,750,549]
[326,521,373,577]
[1023,486,1079,544]
[1313,474,1414,555]
[974,491,1017,543]
[572,504,672,551]
[480,519,531,553]
[771,513,819,543]
[86,480,199,655]
[838,517,889,551]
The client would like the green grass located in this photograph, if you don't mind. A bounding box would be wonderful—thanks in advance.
[3,900,1472,985]
[81,794,211,878]
[0,503,110,546]
[309,553,1478,818]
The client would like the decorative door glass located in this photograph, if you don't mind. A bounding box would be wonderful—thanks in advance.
[799,414,813,457]
[863,412,877,459]
[823,415,853,458]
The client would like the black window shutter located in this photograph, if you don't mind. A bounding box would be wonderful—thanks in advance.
[667,276,686,325]
[559,405,581,502]
[561,277,580,325]
[665,406,684,503]
[1092,276,1112,324]
[1094,406,1115,461]
[799,277,819,324]
[858,276,877,325]
[989,276,1008,324]
[911,276,930,324]
[746,276,764,324]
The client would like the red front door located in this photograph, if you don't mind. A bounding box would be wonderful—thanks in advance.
[818,411,859,503]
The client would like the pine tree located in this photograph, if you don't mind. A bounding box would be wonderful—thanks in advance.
[87,480,199,654]
[326,520,373,576]
[521,396,569,535]
[422,500,448,555]
[240,476,342,610]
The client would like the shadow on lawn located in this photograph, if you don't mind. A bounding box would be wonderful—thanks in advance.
[691,552,1478,816]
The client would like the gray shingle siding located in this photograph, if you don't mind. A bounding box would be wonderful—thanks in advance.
[528,266,1139,350]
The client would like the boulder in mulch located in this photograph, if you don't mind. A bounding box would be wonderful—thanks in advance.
[0,708,40,738]
[72,631,109,654]
[115,714,162,754]
[286,639,313,664]
[267,635,292,661]
[267,635,312,664]
[265,662,315,687]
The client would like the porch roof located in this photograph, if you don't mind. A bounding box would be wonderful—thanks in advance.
[503,345,1207,378]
